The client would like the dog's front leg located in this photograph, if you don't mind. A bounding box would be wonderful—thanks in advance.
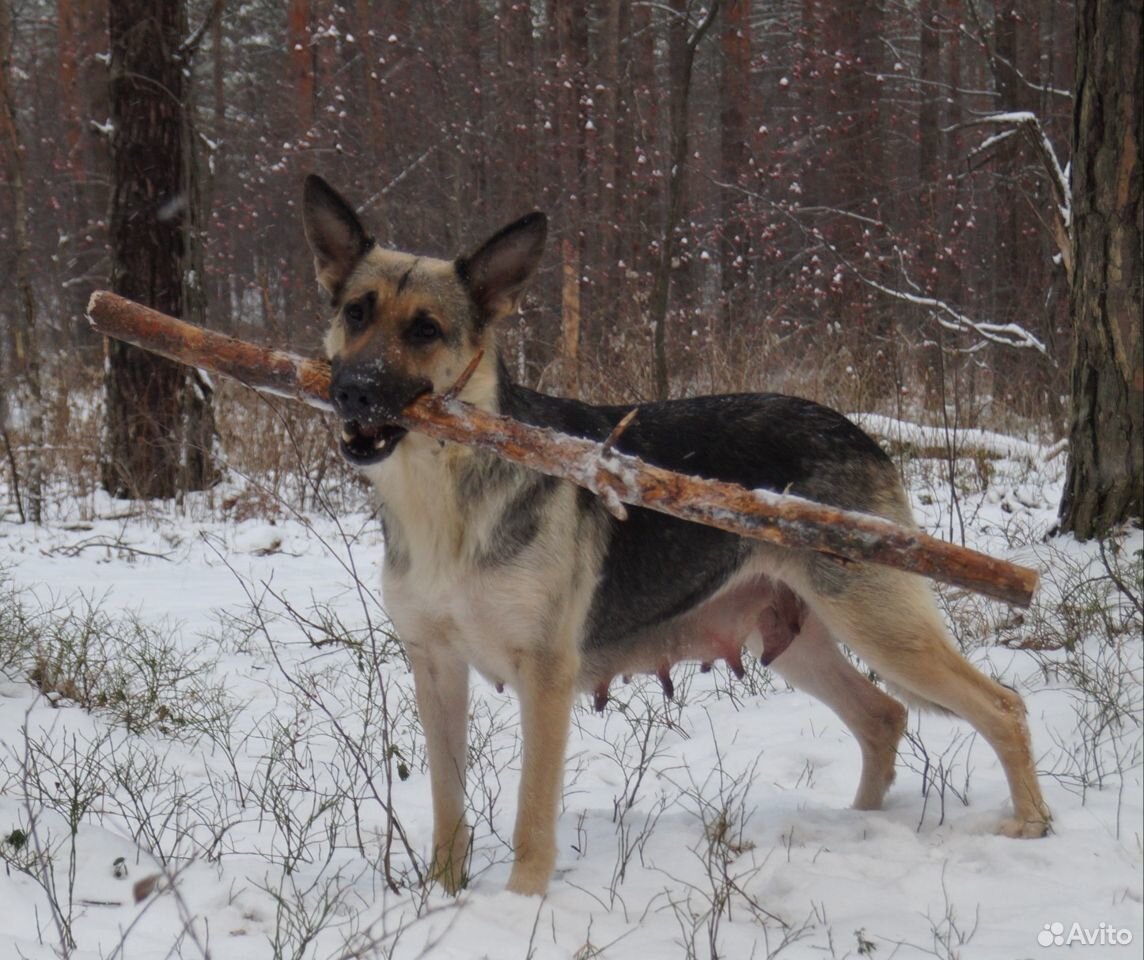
[507,649,578,896]
[409,645,472,893]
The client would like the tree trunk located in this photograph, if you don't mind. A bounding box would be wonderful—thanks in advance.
[354,0,384,157]
[57,0,83,179]
[990,1,1033,329]
[552,0,587,396]
[560,236,582,396]
[1058,0,1143,538]
[917,0,940,271]
[592,0,623,340]
[719,0,751,335]
[651,0,720,400]
[102,0,216,500]
[498,0,536,205]
[0,0,43,522]
[287,0,314,137]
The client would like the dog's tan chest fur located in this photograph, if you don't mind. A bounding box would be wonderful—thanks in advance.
[374,439,592,690]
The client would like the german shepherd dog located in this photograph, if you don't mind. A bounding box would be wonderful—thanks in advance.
[303,175,1050,896]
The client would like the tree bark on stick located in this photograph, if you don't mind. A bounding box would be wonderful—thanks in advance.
[86,290,1040,608]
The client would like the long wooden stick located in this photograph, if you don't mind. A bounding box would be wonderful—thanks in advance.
[86,290,1039,607]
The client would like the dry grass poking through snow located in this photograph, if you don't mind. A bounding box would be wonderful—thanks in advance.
[0,373,1139,959]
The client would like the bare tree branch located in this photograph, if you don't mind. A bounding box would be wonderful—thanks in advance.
[860,277,1055,360]
[958,111,1073,278]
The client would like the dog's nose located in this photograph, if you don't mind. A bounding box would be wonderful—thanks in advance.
[330,367,379,422]
[330,364,432,423]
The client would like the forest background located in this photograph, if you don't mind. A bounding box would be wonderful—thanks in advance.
[0,5,1141,958]
[2,0,1120,511]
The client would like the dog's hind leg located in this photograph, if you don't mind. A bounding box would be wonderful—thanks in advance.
[766,612,907,810]
[506,645,579,896]
[408,642,472,893]
[810,566,1051,838]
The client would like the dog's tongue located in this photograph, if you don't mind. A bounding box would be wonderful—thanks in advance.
[352,421,383,441]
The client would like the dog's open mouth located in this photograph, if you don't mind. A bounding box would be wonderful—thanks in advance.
[339,420,408,466]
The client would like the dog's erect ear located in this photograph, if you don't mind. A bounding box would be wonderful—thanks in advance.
[303,175,373,297]
[456,212,547,324]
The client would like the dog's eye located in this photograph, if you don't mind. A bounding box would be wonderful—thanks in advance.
[343,302,364,330]
[406,312,442,345]
[342,296,371,334]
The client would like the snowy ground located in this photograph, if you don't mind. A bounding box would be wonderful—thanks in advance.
[0,421,1140,959]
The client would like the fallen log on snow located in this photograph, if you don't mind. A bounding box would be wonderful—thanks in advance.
[86,290,1039,607]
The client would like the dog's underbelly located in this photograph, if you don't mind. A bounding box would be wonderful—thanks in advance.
[384,519,807,705]
[578,568,805,707]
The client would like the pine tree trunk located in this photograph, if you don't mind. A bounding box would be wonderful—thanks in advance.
[917,0,940,269]
[102,0,215,500]
[552,0,586,396]
[287,0,314,136]
[57,0,82,177]
[1058,0,1143,538]
[0,0,43,522]
[651,0,720,400]
[719,0,751,335]
[560,236,582,397]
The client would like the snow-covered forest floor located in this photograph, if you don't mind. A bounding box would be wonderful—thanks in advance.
[0,411,1140,959]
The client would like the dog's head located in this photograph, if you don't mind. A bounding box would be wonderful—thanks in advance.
[303,175,547,466]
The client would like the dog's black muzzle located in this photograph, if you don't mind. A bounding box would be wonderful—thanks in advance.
[329,360,430,466]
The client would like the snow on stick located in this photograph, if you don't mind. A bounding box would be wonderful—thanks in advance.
[86,290,1039,607]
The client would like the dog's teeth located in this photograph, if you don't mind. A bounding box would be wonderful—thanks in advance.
[373,436,387,450]
[341,429,353,443]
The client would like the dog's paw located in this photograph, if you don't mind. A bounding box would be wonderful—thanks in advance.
[998,811,1052,838]
[505,863,550,897]
[505,831,556,896]
[427,855,469,895]
[851,764,897,811]
[427,826,472,894]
